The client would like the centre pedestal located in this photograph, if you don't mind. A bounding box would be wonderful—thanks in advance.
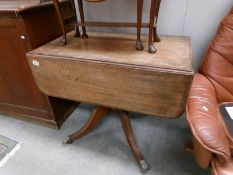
[63,106,149,171]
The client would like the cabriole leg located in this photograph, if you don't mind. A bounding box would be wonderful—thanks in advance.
[70,0,81,38]
[77,0,89,39]
[148,0,157,53]
[136,0,144,51]
[74,25,81,38]
[153,0,161,42]
[52,0,67,45]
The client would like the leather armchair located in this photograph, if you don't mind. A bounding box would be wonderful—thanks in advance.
[186,7,233,175]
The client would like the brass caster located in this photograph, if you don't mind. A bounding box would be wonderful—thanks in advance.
[139,160,150,173]
[136,41,144,51]
[82,33,89,39]
[148,44,157,53]
[62,136,73,144]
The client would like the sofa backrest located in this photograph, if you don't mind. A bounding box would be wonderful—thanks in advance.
[200,8,233,103]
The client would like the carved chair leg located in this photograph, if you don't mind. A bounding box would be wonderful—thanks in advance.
[153,27,160,42]
[70,0,81,38]
[74,25,81,38]
[117,110,149,172]
[63,106,110,144]
[77,0,89,39]
[136,0,144,51]
[153,0,161,42]
[148,0,157,53]
[52,0,67,45]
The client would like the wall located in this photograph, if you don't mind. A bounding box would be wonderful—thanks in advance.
[75,0,233,70]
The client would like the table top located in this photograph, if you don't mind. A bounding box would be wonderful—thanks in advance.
[30,31,193,74]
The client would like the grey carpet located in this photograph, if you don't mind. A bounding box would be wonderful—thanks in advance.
[0,103,210,175]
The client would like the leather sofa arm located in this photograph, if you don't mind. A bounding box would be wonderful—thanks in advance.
[186,73,231,165]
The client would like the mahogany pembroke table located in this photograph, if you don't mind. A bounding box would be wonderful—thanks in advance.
[26,32,193,171]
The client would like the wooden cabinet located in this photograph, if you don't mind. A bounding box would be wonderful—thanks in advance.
[0,1,77,129]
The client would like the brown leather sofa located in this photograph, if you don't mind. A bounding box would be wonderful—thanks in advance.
[186,7,233,175]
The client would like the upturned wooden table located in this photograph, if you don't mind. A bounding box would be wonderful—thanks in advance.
[52,0,162,53]
[27,32,193,171]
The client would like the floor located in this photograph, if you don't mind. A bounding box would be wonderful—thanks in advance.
[0,103,210,175]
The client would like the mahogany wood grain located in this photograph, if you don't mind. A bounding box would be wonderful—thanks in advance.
[153,0,161,42]
[0,17,49,117]
[63,106,149,170]
[76,21,154,28]
[27,32,193,118]
[52,0,162,53]
[27,31,192,170]
[65,106,110,143]
[117,110,145,163]
[0,1,77,129]
[53,0,67,45]
[77,0,88,38]
[148,0,157,53]
[136,0,144,50]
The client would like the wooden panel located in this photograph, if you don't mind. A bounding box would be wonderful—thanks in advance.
[0,2,77,127]
[21,0,75,49]
[0,102,50,119]
[0,0,50,17]
[27,32,194,118]
[0,108,58,129]
[27,56,192,118]
[0,18,50,115]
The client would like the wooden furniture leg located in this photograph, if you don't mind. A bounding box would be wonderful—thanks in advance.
[148,0,157,53]
[63,106,149,171]
[74,25,81,38]
[77,0,89,38]
[63,106,110,144]
[52,0,67,45]
[153,0,161,42]
[136,0,144,51]
[70,0,81,38]
[117,110,149,171]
